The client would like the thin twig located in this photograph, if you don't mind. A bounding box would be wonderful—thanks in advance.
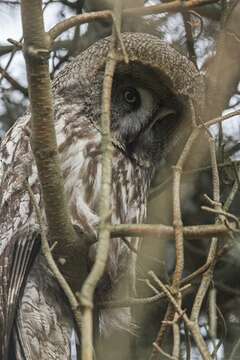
[150,127,201,359]
[223,164,240,212]
[149,160,240,199]
[0,65,28,96]
[153,342,176,360]
[190,136,220,327]
[49,10,112,41]
[72,222,235,248]
[181,0,198,67]
[48,0,219,42]
[100,284,191,308]
[208,288,217,346]
[149,272,212,359]
[210,305,227,358]
[110,222,235,240]
[184,322,192,360]
[79,3,123,360]
[205,110,240,128]
[125,0,219,16]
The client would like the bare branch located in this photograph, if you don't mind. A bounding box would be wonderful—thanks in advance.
[48,0,219,42]
[190,136,221,326]
[0,65,28,96]
[149,272,212,360]
[110,222,235,239]
[49,10,112,41]
[100,283,191,308]
[205,110,240,128]
[20,0,88,293]
[125,0,219,16]
[79,2,124,360]
[181,3,198,68]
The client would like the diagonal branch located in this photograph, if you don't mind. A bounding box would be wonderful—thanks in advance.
[0,65,28,96]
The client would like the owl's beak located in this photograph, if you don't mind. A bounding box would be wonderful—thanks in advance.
[149,108,177,129]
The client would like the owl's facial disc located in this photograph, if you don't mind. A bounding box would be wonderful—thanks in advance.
[110,67,185,167]
[123,102,182,167]
[89,62,187,167]
[149,108,177,129]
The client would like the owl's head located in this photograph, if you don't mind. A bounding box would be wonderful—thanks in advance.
[54,33,204,168]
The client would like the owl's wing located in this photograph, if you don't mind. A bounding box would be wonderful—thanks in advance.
[0,117,74,359]
[0,226,40,359]
[12,255,74,360]
[0,227,74,360]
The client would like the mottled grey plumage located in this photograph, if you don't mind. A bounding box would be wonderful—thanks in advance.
[0,33,203,359]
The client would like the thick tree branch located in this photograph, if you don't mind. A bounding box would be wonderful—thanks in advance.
[20,1,88,293]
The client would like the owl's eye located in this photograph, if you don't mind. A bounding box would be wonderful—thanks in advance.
[123,87,141,108]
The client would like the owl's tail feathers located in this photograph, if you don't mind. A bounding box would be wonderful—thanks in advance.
[0,225,40,360]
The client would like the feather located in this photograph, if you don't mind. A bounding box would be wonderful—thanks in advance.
[0,226,40,359]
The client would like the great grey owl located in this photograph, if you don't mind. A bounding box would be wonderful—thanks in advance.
[0,33,203,359]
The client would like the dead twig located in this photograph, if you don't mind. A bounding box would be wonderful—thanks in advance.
[0,65,28,96]
[149,272,212,360]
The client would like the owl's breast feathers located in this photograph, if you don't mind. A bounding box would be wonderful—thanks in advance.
[0,102,151,357]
